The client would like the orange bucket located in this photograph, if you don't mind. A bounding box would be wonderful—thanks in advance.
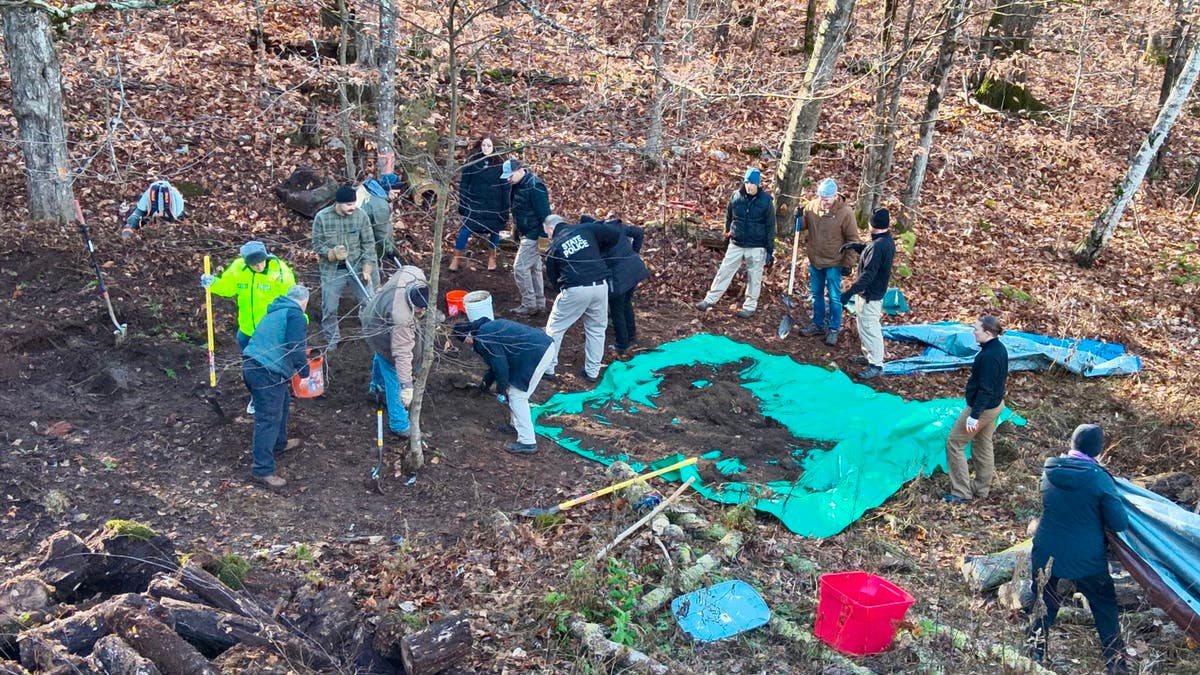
[446,290,467,317]
[291,351,325,398]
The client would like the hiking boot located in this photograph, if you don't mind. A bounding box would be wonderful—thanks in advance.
[824,330,839,346]
[504,441,538,455]
[857,365,884,380]
[254,474,287,488]
[389,428,411,439]
[799,324,825,337]
[276,438,301,453]
[578,368,600,384]
[942,493,969,504]
[449,254,463,271]
[497,422,517,435]
[695,301,713,312]
[848,355,869,366]
[735,309,754,319]
[246,399,256,415]
[508,305,535,317]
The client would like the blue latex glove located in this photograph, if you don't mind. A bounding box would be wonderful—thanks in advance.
[200,274,216,288]
[497,393,508,405]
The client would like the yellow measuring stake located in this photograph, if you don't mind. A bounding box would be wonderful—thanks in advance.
[204,255,216,387]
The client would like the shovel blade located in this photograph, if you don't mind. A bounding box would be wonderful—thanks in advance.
[777,313,794,340]
[780,294,795,309]
[516,506,559,518]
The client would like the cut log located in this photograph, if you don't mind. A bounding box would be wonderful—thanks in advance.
[146,575,203,606]
[370,617,407,662]
[92,634,162,675]
[1132,471,1196,506]
[108,605,218,675]
[36,531,95,601]
[1,574,54,653]
[177,562,273,625]
[157,597,262,656]
[959,539,1031,593]
[274,167,337,218]
[566,613,667,675]
[17,593,147,667]
[292,586,358,650]
[399,614,471,675]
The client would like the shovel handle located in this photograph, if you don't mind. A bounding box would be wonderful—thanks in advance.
[786,228,800,296]
[557,456,697,512]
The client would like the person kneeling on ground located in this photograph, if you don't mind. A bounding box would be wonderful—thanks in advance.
[362,265,430,438]
[1026,424,1130,675]
[242,285,312,488]
[121,179,185,238]
[453,317,557,455]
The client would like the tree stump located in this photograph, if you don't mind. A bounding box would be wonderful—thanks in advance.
[18,593,147,668]
[92,634,163,675]
[35,530,94,601]
[398,614,471,675]
[959,539,1031,593]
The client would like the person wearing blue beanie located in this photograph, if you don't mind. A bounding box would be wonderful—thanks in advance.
[696,168,777,319]
[796,176,859,345]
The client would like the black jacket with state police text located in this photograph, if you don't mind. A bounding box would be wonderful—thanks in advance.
[545,220,625,290]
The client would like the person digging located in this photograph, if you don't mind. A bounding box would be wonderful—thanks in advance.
[362,265,430,438]
[453,317,556,455]
[311,185,378,351]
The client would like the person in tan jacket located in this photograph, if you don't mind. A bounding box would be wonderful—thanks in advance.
[362,265,429,437]
[797,178,859,346]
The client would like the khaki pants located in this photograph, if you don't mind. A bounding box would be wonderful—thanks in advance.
[856,299,884,367]
[945,403,1004,499]
[702,244,765,312]
[508,345,556,445]
[513,238,545,311]
[544,283,608,377]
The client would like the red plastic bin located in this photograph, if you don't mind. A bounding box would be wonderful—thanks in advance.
[814,571,915,655]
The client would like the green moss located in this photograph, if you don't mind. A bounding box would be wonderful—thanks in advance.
[104,519,157,541]
[1001,286,1032,302]
[213,554,251,590]
[973,76,1047,114]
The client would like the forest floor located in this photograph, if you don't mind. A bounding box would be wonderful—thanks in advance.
[2,0,1200,672]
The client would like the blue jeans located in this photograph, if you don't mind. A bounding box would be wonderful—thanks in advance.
[809,265,844,332]
[243,361,291,477]
[454,225,500,251]
[369,353,410,433]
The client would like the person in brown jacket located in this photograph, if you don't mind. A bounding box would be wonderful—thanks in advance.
[362,265,429,437]
[797,178,859,346]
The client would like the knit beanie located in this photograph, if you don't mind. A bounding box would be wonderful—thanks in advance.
[1071,424,1104,457]
[407,285,429,310]
[870,208,891,230]
[817,178,838,199]
[335,186,357,204]
[240,240,269,265]
[743,168,762,186]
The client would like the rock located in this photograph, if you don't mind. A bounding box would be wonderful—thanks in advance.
[43,421,73,439]
[36,531,94,601]
[709,149,729,161]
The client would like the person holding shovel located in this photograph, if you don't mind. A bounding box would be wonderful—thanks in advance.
[797,178,858,346]
[311,186,378,351]
[695,168,777,319]
[839,208,895,380]
[242,285,312,488]
[359,174,403,264]
[943,314,1009,503]
[1026,424,1130,674]
[453,317,556,455]
[361,265,430,438]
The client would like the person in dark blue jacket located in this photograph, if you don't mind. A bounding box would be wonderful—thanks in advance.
[696,168,777,318]
[1026,424,1130,674]
[503,159,553,316]
[453,317,556,455]
[840,208,895,380]
[598,216,648,356]
[452,137,509,272]
[943,314,1009,503]
[242,286,312,488]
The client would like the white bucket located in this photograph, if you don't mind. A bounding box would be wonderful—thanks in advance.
[464,290,494,321]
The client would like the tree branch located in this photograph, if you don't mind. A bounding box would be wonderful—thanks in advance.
[9,0,191,26]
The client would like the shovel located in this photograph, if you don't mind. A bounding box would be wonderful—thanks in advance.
[777,223,802,339]
[516,456,697,518]
[343,258,376,300]
[75,201,128,342]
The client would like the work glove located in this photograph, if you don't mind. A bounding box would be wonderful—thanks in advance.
[840,242,865,254]
[200,274,215,288]
[362,263,375,284]
[841,267,852,277]
[496,393,508,405]
[965,416,979,433]
[333,245,349,261]
[400,388,413,407]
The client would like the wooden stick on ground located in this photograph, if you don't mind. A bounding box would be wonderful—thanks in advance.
[595,477,695,561]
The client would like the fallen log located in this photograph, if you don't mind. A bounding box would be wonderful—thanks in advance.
[108,605,218,675]
[923,617,1055,674]
[92,634,162,675]
[1,574,54,653]
[146,576,203,606]
[370,617,407,662]
[566,613,667,675]
[177,562,273,625]
[399,614,471,675]
[959,539,1031,593]
[156,597,261,655]
[769,616,875,675]
[17,593,147,668]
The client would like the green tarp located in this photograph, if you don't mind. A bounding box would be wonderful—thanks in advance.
[533,334,1023,537]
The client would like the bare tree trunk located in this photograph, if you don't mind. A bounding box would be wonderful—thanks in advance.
[981,0,1042,58]
[855,0,916,226]
[1063,1,1090,141]
[1074,39,1200,267]
[900,0,968,231]
[803,0,820,55]
[336,0,357,182]
[1151,0,1195,178]
[712,0,733,78]
[377,0,398,163]
[643,0,670,164]
[1,6,75,225]
[774,0,858,218]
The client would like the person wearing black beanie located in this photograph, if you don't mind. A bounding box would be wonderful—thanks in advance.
[840,207,895,380]
[312,185,379,350]
[1026,423,1130,674]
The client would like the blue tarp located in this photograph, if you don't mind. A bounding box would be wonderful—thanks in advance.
[1114,478,1200,638]
[880,322,1141,377]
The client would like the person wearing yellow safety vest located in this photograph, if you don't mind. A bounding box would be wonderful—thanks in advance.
[201,241,296,416]
[201,241,297,350]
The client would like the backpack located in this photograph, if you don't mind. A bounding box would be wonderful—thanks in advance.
[140,180,185,222]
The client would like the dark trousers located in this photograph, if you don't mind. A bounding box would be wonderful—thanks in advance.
[609,288,636,351]
[243,361,292,477]
[1027,571,1124,666]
